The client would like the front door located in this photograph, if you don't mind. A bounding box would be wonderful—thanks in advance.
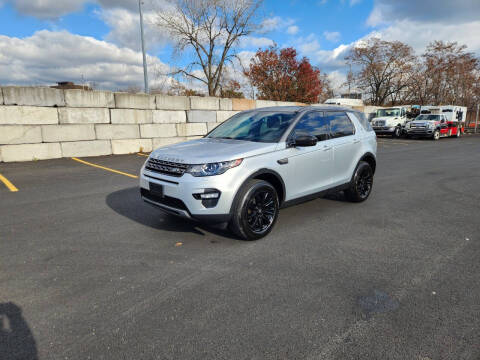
[283,111,334,200]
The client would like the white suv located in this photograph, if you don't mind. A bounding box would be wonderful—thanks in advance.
[140,106,377,240]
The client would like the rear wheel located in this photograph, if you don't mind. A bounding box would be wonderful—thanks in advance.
[228,179,279,240]
[345,161,374,202]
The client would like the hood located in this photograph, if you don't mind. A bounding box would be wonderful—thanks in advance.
[410,119,438,125]
[150,138,278,164]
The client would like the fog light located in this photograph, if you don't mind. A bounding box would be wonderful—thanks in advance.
[193,189,221,208]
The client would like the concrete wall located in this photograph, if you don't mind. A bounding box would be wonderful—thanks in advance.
[0,87,305,162]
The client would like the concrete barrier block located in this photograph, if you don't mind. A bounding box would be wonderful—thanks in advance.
[64,90,115,108]
[207,122,222,132]
[219,98,233,111]
[114,93,155,109]
[276,101,296,107]
[0,88,3,105]
[152,137,188,149]
[95,124,140,140]
[0,106,58,125]
[177,123,207,137]
[190,96,219,110]
[0,125,42,144]
[155,95,189,110]
[232,98,255,111]
[58,107,110,124]
[42,124,95,142]
[110,109,153,124]
[2,86,65,107]
[187,136,203,141]
[255,100,277,108]
[140,124,177,138]
[153,110,186,124]
[216,110,239,123]
[61,140,112,157]
[111,139,152,154]
[1,142,62,162]
[187,110,216,123]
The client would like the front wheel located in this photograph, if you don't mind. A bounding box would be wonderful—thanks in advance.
[432,129,440,140]
[345,161,374,202]
[393,126,401,138]
[229,179,279,240]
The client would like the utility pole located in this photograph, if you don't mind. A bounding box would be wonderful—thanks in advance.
[139,0,149,94]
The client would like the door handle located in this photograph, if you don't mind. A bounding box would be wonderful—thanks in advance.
[277,158,288,165]
[353,139,360,144]
[323,145,332,151]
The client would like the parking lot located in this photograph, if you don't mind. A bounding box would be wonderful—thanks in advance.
[1,135,479,359]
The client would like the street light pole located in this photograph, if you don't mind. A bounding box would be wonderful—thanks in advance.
[139,0,149,94]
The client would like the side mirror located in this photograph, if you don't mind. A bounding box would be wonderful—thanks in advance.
[294,134,318,147]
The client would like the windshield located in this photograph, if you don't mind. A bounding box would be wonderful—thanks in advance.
[207,111,297,143]
[416,114,441,121]
[376,108,400,117]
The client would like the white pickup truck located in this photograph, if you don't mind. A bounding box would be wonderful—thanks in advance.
[371,106,410,137]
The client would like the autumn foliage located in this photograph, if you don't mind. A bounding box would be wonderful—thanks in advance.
[245,45,325,103]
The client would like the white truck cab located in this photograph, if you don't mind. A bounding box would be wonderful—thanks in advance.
[371,106,410,137]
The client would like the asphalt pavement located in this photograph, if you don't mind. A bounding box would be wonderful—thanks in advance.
[0,135,479,359]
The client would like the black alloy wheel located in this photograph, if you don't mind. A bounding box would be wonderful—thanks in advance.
[229,179,279,240]
[345,161,374,202]
[246,188,276,234]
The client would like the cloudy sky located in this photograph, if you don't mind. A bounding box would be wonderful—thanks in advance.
[0,0,479,92]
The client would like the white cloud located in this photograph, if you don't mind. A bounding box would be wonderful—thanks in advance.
[367,0,480,27]
[287,25,299,35]
[0,30,172,90]
[98,7,169,52]
[323,31,341,43]
[5,0,146,19]
[238,36,275,49]
[259,16,295,34]
[369,20,480,55]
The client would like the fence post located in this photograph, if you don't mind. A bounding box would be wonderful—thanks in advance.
[476,104,479,134]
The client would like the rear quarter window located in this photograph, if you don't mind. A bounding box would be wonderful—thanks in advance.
[350,112,373,132]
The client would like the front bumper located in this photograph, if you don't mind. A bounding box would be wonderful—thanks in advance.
[139,165,244,223]
[373,126,395,135]
[406,127,434,136]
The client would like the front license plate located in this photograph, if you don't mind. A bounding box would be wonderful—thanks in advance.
[149,182,164,197]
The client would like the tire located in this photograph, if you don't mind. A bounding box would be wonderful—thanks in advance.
[393,126,401,138]
[228,179,279,240]
[432,129,440,140]
[345,161,374,202]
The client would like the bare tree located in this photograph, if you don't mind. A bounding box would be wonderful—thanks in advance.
[156,0,263,96]
[346,38,417,105]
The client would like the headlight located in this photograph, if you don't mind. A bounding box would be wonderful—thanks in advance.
[427,123,434,129]
[187,159,243,177]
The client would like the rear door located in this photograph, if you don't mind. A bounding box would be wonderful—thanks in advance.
[283,111,334,199]
[327,111,362,185]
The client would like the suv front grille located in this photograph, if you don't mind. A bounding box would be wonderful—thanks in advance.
[145,158,189,177]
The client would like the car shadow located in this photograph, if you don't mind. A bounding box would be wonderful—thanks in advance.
[105,186,238,240]
[0,302,38,360]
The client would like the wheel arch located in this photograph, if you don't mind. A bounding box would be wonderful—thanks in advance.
[230,168,286,214]
[359,152,377,174]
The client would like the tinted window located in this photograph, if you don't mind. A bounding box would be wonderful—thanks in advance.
[327,112,355,138]
[292,112,330,141]
[352,112,373,132]
[208,111,296,143]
